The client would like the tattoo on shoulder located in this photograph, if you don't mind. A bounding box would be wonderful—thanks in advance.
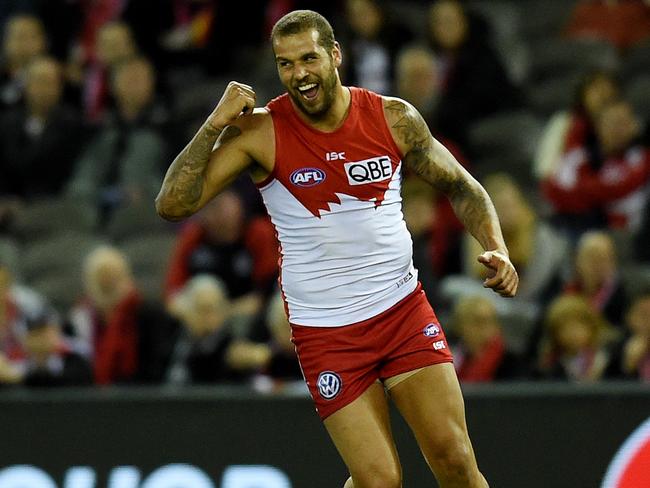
[384,99,435,178]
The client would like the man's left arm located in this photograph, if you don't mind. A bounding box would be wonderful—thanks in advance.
[384,97,519,297]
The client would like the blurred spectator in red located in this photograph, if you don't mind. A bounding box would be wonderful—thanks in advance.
[68,21,138,123]
[565,231,628,327]
[542,99,650,236]
[164,275,270,385]
[535,71,621,181]
[426,0,521,149]
[66,56,165,226]
[537,295,617,381]
[0,259,51,386]
[451,295,520,382]
[339,0,413,94]
[0,14,47,108]
[0,56,85,201]
[464,174,568,307]
[165,190,279,321]
[22,308,93,387]
[68,246,143,385]
[565,0,650,52]
[401,176,464,301]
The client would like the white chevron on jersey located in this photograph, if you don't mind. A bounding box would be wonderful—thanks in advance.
[259,162,418,326]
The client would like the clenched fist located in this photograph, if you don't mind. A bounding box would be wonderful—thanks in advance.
[207,81,257,131]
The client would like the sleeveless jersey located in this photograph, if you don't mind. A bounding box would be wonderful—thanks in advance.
[259,87,417,326]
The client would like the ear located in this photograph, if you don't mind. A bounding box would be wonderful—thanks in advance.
[332,41,343,68]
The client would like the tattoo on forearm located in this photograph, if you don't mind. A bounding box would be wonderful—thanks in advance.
[385,98,506,252]
[157,123,225,216]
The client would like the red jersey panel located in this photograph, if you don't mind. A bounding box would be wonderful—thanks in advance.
[259,87,418,327]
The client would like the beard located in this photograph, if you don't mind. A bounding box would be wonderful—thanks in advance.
[288,64,338,120]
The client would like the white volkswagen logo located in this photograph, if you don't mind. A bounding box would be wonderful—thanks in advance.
[317,371,342,400]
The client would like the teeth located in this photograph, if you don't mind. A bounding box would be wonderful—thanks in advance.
[298,83,317,92]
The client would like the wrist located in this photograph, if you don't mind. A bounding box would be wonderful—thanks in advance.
[205,119,225,134]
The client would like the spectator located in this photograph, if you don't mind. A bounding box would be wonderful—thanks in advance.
[451,295,520,382]
[262,290,302,383]
[340,0,413,94]
[565,231,629,327]
[0,14,47,108]
[0,56,85,200]
[426,0,521,149]
[394,45,439,125]
[68,246,143,385]
[609,290,650,381]
[402,176,464,301]
[0,259,51,385]
[565,0,650,52]
[542,99,650,237]
[70,21,138,123]
[537,295,617,381]
[66,56,165,226]
[534,71,621,181]
[464,174,568,307]
[395,46,471,286]
[165,275,270,385]
[22,308,93,387]
[164,190,279,322]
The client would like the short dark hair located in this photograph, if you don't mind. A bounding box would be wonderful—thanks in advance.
[270,10,335,52]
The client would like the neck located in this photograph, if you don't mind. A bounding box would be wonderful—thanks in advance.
[293,84,351,132]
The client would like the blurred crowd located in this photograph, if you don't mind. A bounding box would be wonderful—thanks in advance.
[1,0,650,389]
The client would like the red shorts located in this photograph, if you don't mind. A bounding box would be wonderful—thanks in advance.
[291,284,453,420]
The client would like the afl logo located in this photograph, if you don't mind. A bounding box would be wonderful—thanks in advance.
[317,371,342,400]
[290,167,326,187]
[423,323,440,337]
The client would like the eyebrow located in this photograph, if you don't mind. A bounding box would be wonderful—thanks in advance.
[275,51,320,63]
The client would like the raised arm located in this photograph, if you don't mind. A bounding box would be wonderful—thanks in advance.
[155,82,260,221]
[384,97,518,297]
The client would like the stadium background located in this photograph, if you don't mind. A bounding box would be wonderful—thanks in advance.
[1,0,650,487]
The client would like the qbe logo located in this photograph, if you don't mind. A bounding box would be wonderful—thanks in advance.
[317,371,342,400]
[290,167,326,187]
[344,156,392,186]
[423,323,440,338]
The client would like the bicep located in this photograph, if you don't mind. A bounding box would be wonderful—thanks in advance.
[197,125,254,208]
[383,97,475,195]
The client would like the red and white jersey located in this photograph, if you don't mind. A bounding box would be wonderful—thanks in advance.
[258,87,417,327]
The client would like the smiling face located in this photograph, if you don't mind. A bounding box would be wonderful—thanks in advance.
[273,28,342,120]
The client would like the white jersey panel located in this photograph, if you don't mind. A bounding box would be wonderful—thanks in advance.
[260,162,418,326]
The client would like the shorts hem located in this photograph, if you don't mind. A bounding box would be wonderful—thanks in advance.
[317,375,379,421]
[381,357,454,386]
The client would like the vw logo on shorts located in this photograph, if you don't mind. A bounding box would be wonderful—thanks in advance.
[317,371,342,400]
[423,323,440,337]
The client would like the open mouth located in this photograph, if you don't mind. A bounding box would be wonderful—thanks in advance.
[297,82,319,101]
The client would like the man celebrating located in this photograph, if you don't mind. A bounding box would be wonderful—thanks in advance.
[156,10,518,488]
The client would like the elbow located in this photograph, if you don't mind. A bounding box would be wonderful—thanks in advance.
[155,194,192,222]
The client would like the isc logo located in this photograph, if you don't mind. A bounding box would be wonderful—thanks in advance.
[344,156,392,186]
[290,167,326,187]
[326,151,346,161]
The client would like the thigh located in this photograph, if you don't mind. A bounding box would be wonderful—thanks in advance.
[388,363,478,469]
[324,381,401,484]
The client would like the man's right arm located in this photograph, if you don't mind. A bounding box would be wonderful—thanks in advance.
[155,82,257,221]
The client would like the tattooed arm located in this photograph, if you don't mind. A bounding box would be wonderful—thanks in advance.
[156,82,269,221]
[384,97,518,297]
